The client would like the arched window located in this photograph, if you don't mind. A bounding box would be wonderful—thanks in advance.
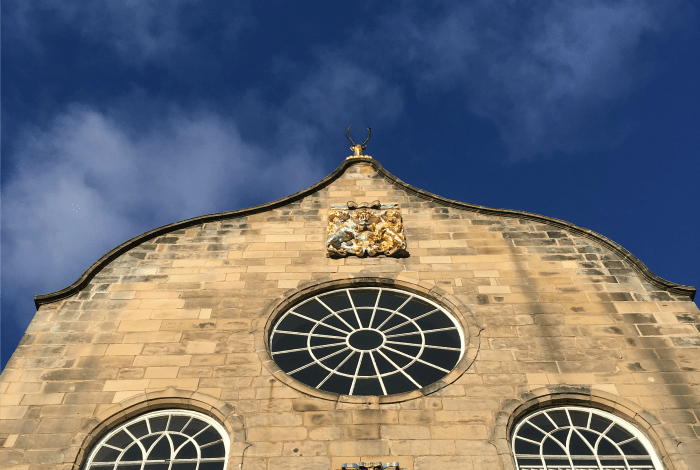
[511,406,663,470]
[84,410,229,470]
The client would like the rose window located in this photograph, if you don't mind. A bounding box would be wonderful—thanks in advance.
[269,287,465,396]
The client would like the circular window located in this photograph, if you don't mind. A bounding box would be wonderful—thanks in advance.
[269,287,465,396]
[84,410,228,470]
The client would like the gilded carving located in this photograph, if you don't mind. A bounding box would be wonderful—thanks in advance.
[345,126,372,159]
[341,463,402,470]
[326,201,407,258]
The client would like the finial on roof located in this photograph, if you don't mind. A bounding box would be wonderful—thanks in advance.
[346,126,372,159]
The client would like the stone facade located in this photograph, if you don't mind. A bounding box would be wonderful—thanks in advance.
[1,158,698,470]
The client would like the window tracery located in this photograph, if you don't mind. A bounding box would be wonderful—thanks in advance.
[511,407,662,470]
[84,410,228,470]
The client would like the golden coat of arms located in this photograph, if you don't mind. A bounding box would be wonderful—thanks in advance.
[326,201,407,258]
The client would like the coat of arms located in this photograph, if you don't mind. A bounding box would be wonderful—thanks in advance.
[326,201,407,258]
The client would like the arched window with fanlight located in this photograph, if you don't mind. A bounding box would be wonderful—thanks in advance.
[83,410,229,470]
[511,406,663,470]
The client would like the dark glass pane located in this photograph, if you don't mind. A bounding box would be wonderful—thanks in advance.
[319,292,352,312]
[529,414,556,433]
[377,292,410,311]
[542,437,566,455]
[630,458,654,466]
[551,429,570,448]
[620,439,650,456]
[372,350,396,374]
[514,458,541,467]
[171,463,197,470]
[200,442,225,459]
[350,329,384,351]
[270,333,307,353]
[571,459,598,467]
[194,428,221,447]
[516,422,545,443]
[128,421,149,439]
[94,446,121,462]
[338,311,361,330]
[309,335,347,347]
[319,349,353,369]
[170,434,188,451]
[147,437,172,461]
[358,353,377,377]
[352,378,384,396]
[351,290,379,308]
[182,420,207,438]
[423,330,461,348]
[569,432,593,455]
[381,349,411,368]
[319,373,353,395]
[598,438,622,456]
[355,308,375,328]
[579,429,600,447]
[291,363,326,387]
[606,423,634,443]
[386,343,421,356]
[140,435,160,452]
[117,465,142,470]
[590,414,612,433]
[322,315,353,333]
[198,462,225,470]
[107,431,133,449]
[143,464,169,470]
[415,312,454,331]
[400,298,434,318]
[272,350,313,373]
[295,299,331,321]
[382,372,416,395]
[419,348,460,371]
[380,315,408,332]
[385,323,418,336]
[513,438,540,455]
[149,417,168,433]
[600,458,626,467]
[277,314,315,334]
[404,361,445,387]
[569,410,589,428]
[548,410,570,428]
[120,444,143,463]
[386,333,422,345]
[312,324,347,338]
[313,344,346,359]
[370,310,393,329]
[337,351,360,375]
[174,442,197,460]
[542,458,569,467]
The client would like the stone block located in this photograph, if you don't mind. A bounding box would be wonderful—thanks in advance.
[247,427,308,442]
[268,456,330,470]
[328,440,389,456]
[430,425,488,440]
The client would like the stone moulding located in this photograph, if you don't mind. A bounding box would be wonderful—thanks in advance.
[342,462,402,470]
[326,200,407,258]
[254,276,481,403]
[34,157,696,308]
[493,386,680,470]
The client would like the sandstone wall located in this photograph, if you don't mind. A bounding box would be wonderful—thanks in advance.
[1,160,698,470]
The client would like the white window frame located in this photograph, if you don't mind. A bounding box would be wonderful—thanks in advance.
[511,406,664,470]
[84,409,230,470]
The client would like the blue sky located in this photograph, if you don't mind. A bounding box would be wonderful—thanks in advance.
[2,0,699,369]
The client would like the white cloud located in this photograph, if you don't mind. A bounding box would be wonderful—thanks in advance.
[368,0,685,159]
[2,104,323,340]
[5,0,252,64]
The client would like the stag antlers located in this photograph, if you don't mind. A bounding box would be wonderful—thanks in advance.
[346,126,372,157]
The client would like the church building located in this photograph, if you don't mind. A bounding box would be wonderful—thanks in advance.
[2,139,699,470]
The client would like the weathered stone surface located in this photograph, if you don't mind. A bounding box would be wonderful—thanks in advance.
[1,159,698,470]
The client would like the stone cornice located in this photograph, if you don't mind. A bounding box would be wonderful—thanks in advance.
[35,157,696,308]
